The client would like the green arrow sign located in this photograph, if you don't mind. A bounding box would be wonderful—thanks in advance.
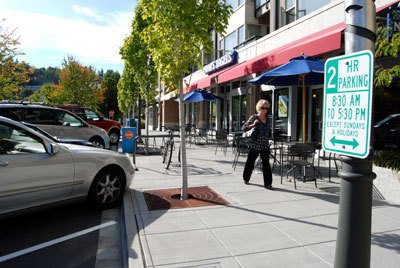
[330,136,359,149]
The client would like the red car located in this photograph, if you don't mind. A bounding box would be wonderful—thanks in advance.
[58,105,121,145]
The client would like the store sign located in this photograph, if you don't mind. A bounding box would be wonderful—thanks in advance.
[203,51,238,74]
[386,5,400,41]
[322,50,374,159]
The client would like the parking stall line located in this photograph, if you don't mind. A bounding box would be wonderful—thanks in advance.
[0,221,117,263]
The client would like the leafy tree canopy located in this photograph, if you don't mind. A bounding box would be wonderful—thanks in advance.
[140,0,231,92]
[28,83,62,103]
[0,19,34,100]
[26,66,60,86]
[54,56,105,108]
[117,64,137,112]
[121,2,158,102]
[99,70,121,118]
[375,21,400,87]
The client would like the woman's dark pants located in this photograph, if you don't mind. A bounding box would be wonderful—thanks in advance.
[243,148,272,187]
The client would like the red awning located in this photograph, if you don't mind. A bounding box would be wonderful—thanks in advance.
[185,67,227,93]
[185,22,345,90]
[217,22,345,84]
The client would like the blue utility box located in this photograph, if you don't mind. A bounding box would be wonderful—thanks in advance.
[122,127,137,153]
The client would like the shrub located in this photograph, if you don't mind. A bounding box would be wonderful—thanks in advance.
[373,149,400,172]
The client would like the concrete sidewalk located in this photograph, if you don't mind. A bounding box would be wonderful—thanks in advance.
[124,141,400,268]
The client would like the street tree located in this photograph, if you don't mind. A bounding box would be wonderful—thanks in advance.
[117,63,138,116]
[140,0,231,198]
[56,56,105,108]
[100,70,121,119]
[120,2,157,137]
[28,83,63,104]
[0,20,33,100]
[375,23,400,87]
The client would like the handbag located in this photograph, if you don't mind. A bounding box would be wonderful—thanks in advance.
[242,126,259,141]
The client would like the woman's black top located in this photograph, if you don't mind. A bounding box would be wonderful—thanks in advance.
[242,114,270,150]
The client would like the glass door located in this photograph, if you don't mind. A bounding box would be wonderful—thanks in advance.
[311,88,323,143]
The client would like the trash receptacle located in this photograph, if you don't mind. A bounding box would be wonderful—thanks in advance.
[122,127,137,153]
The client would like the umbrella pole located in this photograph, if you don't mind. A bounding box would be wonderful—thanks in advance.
[301,75,306,143]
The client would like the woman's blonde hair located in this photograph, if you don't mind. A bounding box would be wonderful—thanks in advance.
[256,99,270,112]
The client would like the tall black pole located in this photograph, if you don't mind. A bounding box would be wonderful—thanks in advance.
[137,94,142,137]
[334,1,376,268]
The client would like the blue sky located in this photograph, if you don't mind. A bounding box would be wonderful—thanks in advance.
[0,0,137,73]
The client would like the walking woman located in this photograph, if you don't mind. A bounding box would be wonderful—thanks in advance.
[242,99,274,190]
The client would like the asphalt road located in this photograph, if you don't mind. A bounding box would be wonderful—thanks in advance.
[0,202,123,268]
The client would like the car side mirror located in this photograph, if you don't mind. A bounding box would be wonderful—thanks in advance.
[99,116,104,121]
[46,143,59,155]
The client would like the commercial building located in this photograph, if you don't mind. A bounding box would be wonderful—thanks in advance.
[152,0,399,143]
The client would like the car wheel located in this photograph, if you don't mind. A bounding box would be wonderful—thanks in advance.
[88,168,126,209]
[109,130,120,145]
[90,137,105,149]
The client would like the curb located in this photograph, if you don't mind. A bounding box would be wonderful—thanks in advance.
[123,190,145,268]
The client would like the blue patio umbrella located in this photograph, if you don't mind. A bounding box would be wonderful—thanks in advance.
[249,55,325,142]
[183,89,223,103]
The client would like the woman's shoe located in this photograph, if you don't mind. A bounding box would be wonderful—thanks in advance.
[243,180,249,185]
[265,185,275,190]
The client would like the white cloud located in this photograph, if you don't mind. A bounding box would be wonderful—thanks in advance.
[71,4,103,22]
[0,7,132,68]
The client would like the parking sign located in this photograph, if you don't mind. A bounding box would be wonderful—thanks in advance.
[322,50,374,159]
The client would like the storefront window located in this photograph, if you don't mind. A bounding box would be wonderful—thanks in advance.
[238,25,244,45]
[285,0,332,24]
[194,103,199,127]
[247,25,261,39]
[276,89,289,136]
[203,51,212,65]
[224,31,236,54]
[219,39,224,57]
[286,7,296,24]
[211,102,216,129]
[204,101,217,129]
[232,94,247,131]
[261,88,289,136]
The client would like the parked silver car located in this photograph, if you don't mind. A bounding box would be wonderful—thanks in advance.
[0,116,135,216]
[0,102,110,149]
[22,121,94,147]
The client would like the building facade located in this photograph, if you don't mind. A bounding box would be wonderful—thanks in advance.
[152,0,399,143]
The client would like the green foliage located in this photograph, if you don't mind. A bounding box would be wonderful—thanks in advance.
[373,149,400,172]
[139,0,232,92]
[56,56,105,109]
[26,67,60,86]
[117,65,137,112]
[119,2,158,111]
[375,23,400,88]
[0,20,34,100]
[99,70,121,118]
[28,83,62,104]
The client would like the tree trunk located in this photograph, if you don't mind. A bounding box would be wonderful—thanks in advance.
[178,77,188,199]
[137,94,142,137]
[145,96,150,148]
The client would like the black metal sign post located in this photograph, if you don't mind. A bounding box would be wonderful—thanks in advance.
[334,1,376,267]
